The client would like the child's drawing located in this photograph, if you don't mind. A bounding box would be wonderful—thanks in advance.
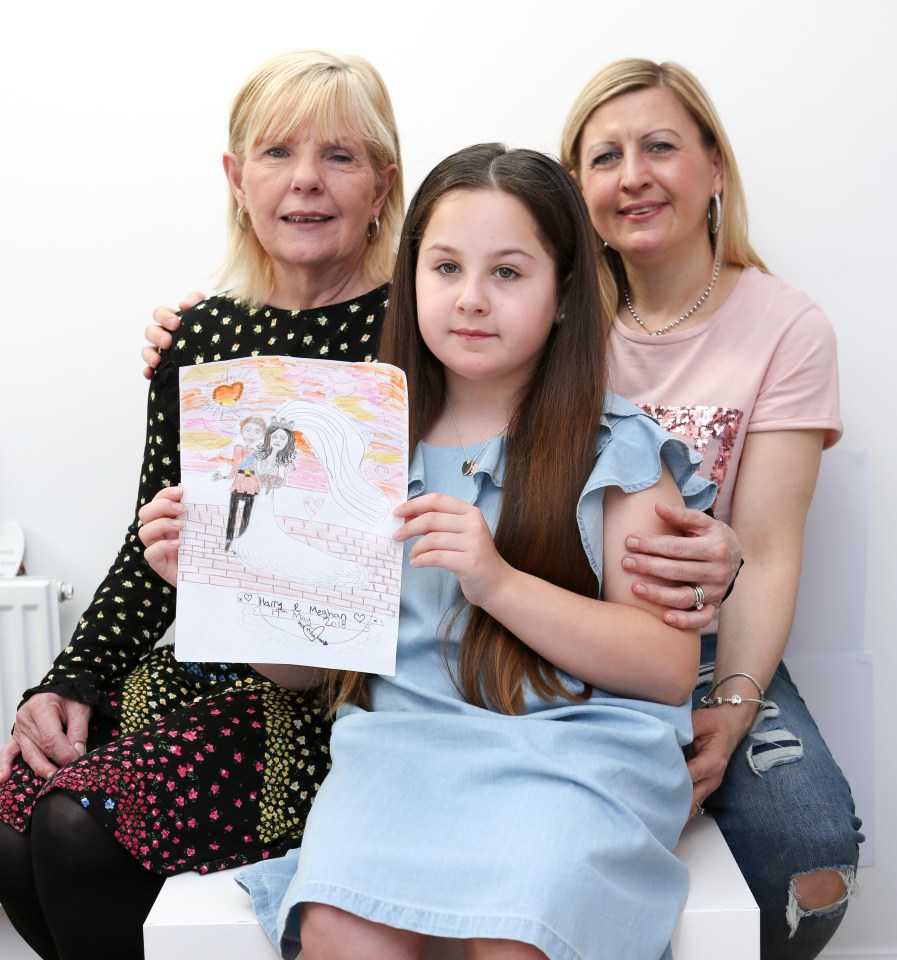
[229,404,388,587]
[174,356,408,675]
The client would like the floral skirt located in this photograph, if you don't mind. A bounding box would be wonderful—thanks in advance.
[0,645,332,875]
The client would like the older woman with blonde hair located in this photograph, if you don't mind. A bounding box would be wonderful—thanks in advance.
[0,49,400,960]
[221,50,402,305]
[561,58,862,960]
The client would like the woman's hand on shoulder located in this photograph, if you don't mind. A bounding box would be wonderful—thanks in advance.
[141,291,206,379]
[138,485,186,586]
[620,504,742,628]
[394,493,510,608]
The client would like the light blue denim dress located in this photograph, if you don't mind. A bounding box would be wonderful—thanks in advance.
[238,393,715,960]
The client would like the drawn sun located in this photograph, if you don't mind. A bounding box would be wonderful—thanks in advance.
[212,381,245,407]
[190,369,264,421]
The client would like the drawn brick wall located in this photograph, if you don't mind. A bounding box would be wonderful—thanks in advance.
[178,503,400,618]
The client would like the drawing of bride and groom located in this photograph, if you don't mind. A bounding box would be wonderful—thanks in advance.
[211,401,391,590]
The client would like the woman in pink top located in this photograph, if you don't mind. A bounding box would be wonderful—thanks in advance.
[560,59,861,960]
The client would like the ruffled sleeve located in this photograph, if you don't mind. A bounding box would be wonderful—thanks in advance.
[577,392,716,585]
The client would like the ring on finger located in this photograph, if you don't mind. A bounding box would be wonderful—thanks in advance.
[692,584,705,611]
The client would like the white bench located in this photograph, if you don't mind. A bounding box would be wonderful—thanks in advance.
[143,813,758,960]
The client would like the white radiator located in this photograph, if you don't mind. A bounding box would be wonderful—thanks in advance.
[0,577,72,737]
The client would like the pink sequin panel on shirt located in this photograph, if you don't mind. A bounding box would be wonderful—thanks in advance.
[638,404,743,513]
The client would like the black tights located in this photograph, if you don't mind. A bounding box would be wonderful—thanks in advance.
[0,793,165,960]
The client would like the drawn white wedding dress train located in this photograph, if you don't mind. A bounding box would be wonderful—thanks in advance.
[273,399,391,525]
[233,487,369,587]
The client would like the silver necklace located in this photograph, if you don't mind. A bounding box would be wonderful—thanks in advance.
[444,394,507,477]
[623,253,720,336]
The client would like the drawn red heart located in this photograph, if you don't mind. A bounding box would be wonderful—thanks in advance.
[212,382,244,406]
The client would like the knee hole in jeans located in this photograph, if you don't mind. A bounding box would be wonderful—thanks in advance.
[786,867,858,937]
[792,869,849,910]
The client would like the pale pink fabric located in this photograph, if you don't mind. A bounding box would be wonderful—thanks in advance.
[608,267,842,526]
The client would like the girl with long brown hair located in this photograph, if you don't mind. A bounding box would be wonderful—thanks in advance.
[146,143,716,960]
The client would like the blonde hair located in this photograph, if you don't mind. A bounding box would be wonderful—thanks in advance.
[218,50,403,305]
[560,59,766,320]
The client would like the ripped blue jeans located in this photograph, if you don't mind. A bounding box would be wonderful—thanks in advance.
[695,636,863,960]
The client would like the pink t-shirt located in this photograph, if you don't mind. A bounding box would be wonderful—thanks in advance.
[608,267,842,526]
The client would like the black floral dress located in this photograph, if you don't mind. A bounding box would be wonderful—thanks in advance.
[0,287,387,874]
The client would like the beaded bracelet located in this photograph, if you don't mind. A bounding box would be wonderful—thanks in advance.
[699,671,766,709]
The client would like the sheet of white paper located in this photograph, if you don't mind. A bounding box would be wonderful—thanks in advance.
[174,356,408,675]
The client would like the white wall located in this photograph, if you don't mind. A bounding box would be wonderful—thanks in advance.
[1,0,893,955]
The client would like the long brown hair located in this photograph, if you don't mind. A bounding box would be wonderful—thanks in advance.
[559,59,767,325]
[331,144,607,715]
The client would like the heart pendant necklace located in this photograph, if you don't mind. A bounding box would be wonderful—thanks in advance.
[445,394,508,477]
